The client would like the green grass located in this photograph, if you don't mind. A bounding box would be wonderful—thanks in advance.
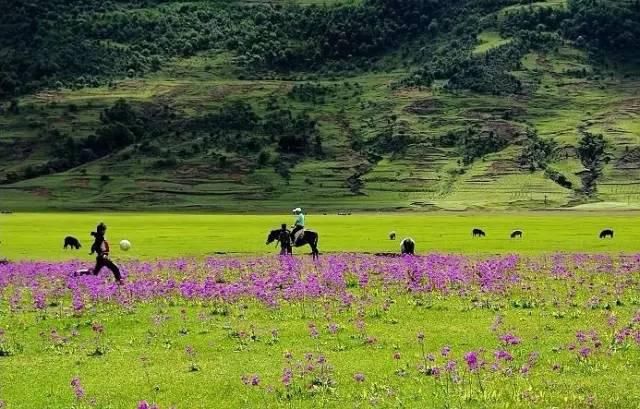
[3,284,638,408]
[1,212,640,261]
[1,241,639,407]
[473,31,512,55]
[1,212,639,408]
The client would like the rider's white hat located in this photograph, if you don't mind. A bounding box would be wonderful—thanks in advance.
[293,208,302,213]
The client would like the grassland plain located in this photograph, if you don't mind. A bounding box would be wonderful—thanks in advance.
[1,212,640,261]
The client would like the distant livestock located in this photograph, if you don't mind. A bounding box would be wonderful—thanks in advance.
[472,229,486,238]
[599,229,614,239]
[400,238,415,255]
[511,230,523,239]
[64,236,81,250]
[389,231,397,240]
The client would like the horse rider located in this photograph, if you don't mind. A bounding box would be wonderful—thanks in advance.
[291,208,305,245]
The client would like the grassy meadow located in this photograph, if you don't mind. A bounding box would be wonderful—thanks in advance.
[1,252,639,408]
[1,213,639,408]
[1,212,639,261]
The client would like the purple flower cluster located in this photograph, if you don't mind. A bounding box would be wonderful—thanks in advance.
[138,401,160,409]
[0,254,526,314]
[70,377,85,400]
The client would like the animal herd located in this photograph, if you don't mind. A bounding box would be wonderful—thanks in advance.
[391,228,616,256]
[61,227,617,260]
[389,228,615,242]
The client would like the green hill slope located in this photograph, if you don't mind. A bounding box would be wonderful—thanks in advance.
[1,0,639,211]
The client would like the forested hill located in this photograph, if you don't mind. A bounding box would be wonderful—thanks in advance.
[1,0,640,211]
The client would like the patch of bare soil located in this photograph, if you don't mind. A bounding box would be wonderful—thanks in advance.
[487,159,519,175]
[172,164,225,181]
[404,98,443,115]
[464,106,526,120]
[483,120,523,141]
[617,147,640,169]
[25,187,52,198]
[68,178,91,188]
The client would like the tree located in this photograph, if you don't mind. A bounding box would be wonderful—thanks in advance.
[577,131,607,196]
[519,129,557,171]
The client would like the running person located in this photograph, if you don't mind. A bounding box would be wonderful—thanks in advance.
[88,222,123,283]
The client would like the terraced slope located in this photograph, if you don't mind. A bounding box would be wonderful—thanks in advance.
[0,0,639,211]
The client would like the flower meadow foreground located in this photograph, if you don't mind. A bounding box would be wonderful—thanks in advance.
[0,254,639,408]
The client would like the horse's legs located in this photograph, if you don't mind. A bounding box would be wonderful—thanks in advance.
[311,241,319,259]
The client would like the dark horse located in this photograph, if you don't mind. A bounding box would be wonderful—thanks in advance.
[266,228,320,259]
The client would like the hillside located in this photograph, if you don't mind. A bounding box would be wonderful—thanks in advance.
[1,0,640,211]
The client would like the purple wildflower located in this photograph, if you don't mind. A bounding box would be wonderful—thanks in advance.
[282,368,293,387]
[579,347,591,359]
[445,360,457,372]
[70,377,85,400]
[91,322,104,334]
[494,349,513,361]
[251,374,260,386]
[464,351,479,371]
[308,323,319,339]
[353,372,365,383]
[499,332,521,346]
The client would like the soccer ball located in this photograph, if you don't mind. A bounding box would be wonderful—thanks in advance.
[119,240,131,251]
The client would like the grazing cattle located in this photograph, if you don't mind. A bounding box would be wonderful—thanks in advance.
[64,236,82,250]
[389,231,397,240]
[511,230,523,239]
[472,228,486,238]
[599,229,614,239]
[400,238,415,255]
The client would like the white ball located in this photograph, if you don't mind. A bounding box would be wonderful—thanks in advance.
[119,240,131,251]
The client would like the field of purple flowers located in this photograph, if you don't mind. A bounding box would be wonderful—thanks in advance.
[1,254,639,408]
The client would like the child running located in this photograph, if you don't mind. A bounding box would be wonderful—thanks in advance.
[78,222,123,284]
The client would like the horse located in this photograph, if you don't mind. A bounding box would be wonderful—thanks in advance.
[510,230,523,239]
[400,238,415,255]
[472,228,486,238]
[64,236,82,249]
[266,228,320,259]
[599,229,614,239]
